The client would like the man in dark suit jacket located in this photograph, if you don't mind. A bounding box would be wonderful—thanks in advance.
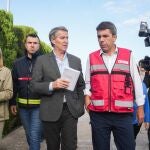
[31,26,85,150]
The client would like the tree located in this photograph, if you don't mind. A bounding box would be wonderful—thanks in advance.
[40,41,51,53]
[0,9,18,68]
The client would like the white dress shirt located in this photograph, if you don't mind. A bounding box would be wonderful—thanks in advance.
[49,51,69,102]
[84,48,144,106]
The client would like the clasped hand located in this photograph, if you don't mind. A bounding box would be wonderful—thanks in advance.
[52,78,70,90]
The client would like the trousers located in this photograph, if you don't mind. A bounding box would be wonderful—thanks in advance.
[0,121,4,139]
[90,111,135,150]
[43,103,78,150]
[19,107,43,150]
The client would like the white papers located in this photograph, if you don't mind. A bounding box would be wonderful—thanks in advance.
[61,67,80,91]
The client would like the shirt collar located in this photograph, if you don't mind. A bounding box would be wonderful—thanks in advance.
[53,50,67,61]
[99,47,118,56]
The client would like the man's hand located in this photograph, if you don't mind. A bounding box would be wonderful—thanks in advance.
[137,105,144,124]
[85,95,91,113]
[52,78,70,90]
[10,105,17,115]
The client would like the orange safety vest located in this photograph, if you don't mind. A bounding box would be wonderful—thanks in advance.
[88,47,134,113]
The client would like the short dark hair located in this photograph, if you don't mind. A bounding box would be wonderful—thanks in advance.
[49,26,68,47]
[96,21,117,35]
[25,33,40,43]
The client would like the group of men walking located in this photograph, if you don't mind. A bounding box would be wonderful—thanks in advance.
[1,21,149,150]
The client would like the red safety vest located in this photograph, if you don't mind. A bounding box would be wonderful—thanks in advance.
[88,47,134,113]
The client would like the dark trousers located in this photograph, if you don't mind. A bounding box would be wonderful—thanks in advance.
[147,89,150,150]
[42,103,78,150]
[90,111,135,150]
[148,127,150,150]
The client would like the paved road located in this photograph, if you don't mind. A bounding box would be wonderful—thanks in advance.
[0,112,149,150]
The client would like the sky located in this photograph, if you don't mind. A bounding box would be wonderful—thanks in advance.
[0,0,150,71]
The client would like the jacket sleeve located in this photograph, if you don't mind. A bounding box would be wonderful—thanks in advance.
[0,68,13,102]
[9,62,18,106]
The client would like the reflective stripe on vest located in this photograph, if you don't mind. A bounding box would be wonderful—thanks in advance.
[115,100,133,107]
[18,98,40,104]
[113,64,129,71]
[92,100,104,106]
[91,64,106,72]
[91,99,133,107]
[91,63,129,72]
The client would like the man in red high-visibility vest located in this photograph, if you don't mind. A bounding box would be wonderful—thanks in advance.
[84,21,144,150]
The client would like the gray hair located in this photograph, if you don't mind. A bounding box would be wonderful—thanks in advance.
[49,26,68,47]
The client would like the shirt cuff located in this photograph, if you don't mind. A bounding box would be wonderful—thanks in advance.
[49,82,53,91]
[84,89,91,96]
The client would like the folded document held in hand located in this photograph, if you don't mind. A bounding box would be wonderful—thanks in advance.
[61,67,80,91]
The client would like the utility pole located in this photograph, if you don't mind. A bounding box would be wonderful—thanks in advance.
[6,0,10,12]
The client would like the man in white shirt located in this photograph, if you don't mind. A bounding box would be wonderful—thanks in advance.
[84,21,144,150]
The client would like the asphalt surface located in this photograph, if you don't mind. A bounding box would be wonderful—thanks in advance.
[0,112,149,150]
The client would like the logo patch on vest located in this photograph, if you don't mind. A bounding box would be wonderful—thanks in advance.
[118,60,128,64]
